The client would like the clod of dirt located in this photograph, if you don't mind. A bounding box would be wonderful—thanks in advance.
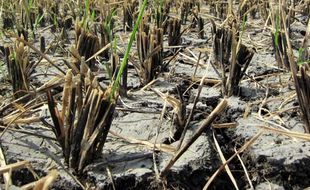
[234,116,310,189]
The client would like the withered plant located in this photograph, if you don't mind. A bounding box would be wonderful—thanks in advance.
[167,18,181,48]
[211,19,235,68]
[208,0,228,19]
[5,39,34,99]
[136,16,164,85]
[123,0,138,31]
[269,0,291,70]
[74,21,100,70]
[258,0,270,21]
[180,0,198,24]
[71,0,101,69]
[238,0,258,20]
[211,17,255,96]
[73,1,115,70]
[153,0,171,32]
[153,86,186,144]
[1,0,15,29]
[286,18,310,133]
[192,12,204,39]
[226,43,255,96]
[99,1,116,59]
[198,16,204,39]
[46,63,116,173]
[293,64,310,133]
[53,4,73,42]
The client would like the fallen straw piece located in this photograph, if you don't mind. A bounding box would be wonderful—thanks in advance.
[21,170,58,190]
[203,131,263,189]
[109,130,176,154]
[0,160,31,175]
[160,98,228,177]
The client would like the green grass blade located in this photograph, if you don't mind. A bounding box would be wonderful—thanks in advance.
[110,0,148,99]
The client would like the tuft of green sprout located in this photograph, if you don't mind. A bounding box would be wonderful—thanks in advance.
[297,48,310,66]
[274,11,280,48]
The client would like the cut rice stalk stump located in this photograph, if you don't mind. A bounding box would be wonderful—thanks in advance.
[46,65,116,173]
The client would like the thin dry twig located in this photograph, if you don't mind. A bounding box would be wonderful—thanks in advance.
[160,98,228,177]
[213,131,239,190]
[86,43,111,62]
[234,147,254,190]
[212,122,238,129]
[0,143,11,189]
[0,102,45,139]
[106,168,116,190]
[154,99,168,180]
[258,125,310,141]
[109,130,176,154]
[0,160,30,174]
[203,131,263,190]
[21,170,58,190]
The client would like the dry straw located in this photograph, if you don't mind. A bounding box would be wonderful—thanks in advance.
[47,62,116,172]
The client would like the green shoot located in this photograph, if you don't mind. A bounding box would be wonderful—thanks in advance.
[106,37,118,81]
[34,13,44,31]
[297,48,305,66]
[82,0,90,29]
[105,63,113,81]
[53,14,58,29]
[113,36,118,54]
[21,0,31,29]
[111,0,148,99]
[297,48,310,66]
[0,61,4,74]
[28,0,34,9]
[274,11,280,48]
[241,14,247,33]
[103,8,117,43]
[154,0,164,27]
[237,14,248,51]
[85,0,90,16]
[90,9,96,24]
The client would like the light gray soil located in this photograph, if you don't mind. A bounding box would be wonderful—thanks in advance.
[0,2,310,190]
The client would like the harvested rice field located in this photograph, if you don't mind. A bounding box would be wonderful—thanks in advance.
[0,0,310,189]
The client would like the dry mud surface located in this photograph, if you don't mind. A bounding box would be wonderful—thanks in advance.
[0,3,310,190]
